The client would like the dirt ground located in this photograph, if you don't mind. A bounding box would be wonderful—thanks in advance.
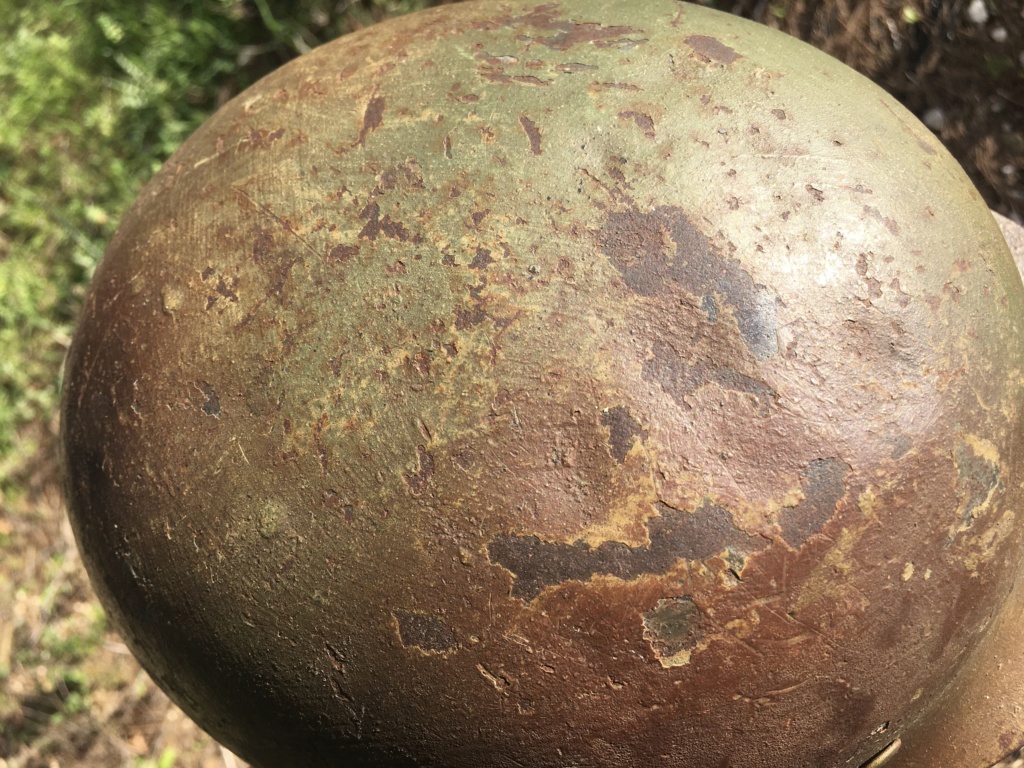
[1,2,1022,767]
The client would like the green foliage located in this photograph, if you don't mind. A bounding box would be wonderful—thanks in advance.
[0,0,439,472]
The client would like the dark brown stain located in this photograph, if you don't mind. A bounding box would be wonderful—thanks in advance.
[771,108,787,120]
[328,243,359,262]
[644,340,777,416]
[393,611,458,653]
[246,127,285,149]
[488,500,758,601]
[618,110,656,139]
[358,202,413,242]
[518,115,543,155]
[600,405,646,463]
[590,82,641,92]
[684,34,741,65]
[251,229,273,264]
[643,596,704,660]
[403,445,434,496]
[479,71,551,87]
[455,304,489,330]
[953,441,1000,532]
[469,246,494,270]
[487,5,648,51]
[778,458,851,547]
[599,205,779,361]
[197,382,220,417]
[355,93,386,147]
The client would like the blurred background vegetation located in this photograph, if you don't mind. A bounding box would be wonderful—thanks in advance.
[0,0,448,489]
[0,0,1021,765]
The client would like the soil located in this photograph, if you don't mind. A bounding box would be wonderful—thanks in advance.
[1,2,1021,767]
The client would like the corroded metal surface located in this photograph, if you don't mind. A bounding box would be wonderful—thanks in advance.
[60,2,1024,767]
[891,213,1024,768]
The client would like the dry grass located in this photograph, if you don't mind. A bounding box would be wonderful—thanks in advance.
[0,421,248,768]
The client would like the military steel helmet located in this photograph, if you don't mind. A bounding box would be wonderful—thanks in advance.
[61,1,1024,766]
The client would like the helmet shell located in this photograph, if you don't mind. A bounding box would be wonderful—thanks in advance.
[61,1,1024,766]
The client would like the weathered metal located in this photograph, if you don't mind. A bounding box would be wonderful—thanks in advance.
[892,212,1024,768]
[60,1,1024,766]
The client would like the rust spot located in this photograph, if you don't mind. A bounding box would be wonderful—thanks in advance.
[403,445,434,496]
[600,405,646,463]
[644,341,776,415]
[246,127,285,149]
[469,246,494,270]
[518,115,543,155]
[488,5,648,51]
[599,206,779,361]
[323,490,354,523]
[856,253,883,300]
[863,205,901,236]
[328,243,359,262]
[590,82,641,92]
[358,202,413,242]
[455,304,489,330]
[488,501,758,601]
[355,93,386,147]
[479,70,551,87]
[470,209,490,228]
[643,596,704,665]
[251,229,273,264]
[778,458,851,547]
[618,110,656,139]
[393,611,458,654]
[197,382,220,417]
[952,441,1001,532]
[684,34,741,65]
[204,273,239,310]
[443,133,453,159]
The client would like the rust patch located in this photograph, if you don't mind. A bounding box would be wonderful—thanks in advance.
[358,202,414,242]
[518,115,543,155]
[600,406,646,463]
[246,127,285,149]
[403,445,434,496]
[479,71,551,87]
[488,500,758,601]
[684,34,741,65]
[599,205,779,361]
[863,205,901,236]
[355,93,386,147]
[643,596,704,666]
[489,5,648,51]
[778,458,851,547]
[590,82,641,92]
[618,110,656,139]
[953,440,1001,532]
[197,382,220,417]
[644,340,776,416]
[393,611,458,654]
[469,246,494,270]
[328,243,359,262]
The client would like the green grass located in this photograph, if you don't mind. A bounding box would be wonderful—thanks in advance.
[0,0,437,482]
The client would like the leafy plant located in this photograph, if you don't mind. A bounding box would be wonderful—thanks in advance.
[0,0,440,476]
